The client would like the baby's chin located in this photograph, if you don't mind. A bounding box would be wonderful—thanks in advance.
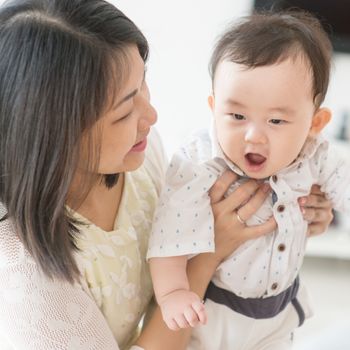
[243,171,270,180]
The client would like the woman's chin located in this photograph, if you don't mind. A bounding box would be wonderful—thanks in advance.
[121,152,146,172]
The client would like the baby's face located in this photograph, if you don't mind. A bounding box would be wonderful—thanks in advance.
[211,57,316,179]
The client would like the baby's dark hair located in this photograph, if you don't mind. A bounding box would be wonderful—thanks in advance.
[209,11,332,107]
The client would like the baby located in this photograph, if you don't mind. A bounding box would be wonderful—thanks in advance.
[148,11,350,350]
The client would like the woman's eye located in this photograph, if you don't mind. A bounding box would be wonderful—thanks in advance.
[113,112,132,124]
[232,113,245,120]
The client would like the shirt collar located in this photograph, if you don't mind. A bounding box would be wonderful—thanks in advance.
[297,134,326,161]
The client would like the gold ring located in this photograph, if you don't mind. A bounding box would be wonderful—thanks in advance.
[236,212,245,224]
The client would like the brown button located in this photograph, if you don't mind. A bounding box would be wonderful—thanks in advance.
[277,205,285,212]
[278,243,286,252]
[272,175,278,183]
[271,283,278,290]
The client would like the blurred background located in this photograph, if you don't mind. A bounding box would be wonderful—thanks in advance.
[114,1,350,349]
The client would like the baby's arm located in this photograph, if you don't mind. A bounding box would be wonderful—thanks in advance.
[149,256,207,330]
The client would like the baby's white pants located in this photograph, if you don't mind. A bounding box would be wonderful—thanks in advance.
[187,284,313,350]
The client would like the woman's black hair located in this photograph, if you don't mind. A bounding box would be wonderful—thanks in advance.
[0,0,149,282]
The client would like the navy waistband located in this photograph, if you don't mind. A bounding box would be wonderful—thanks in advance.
[205,277,300,319]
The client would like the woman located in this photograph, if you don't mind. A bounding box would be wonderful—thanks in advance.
[0,0,333,349]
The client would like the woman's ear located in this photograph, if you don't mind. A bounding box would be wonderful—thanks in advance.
[309,107,332,136]
[208,94,215,111]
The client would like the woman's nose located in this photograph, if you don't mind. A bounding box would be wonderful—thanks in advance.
[138,102,157,132]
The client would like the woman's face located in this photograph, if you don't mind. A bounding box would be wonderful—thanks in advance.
[93,45,157,175]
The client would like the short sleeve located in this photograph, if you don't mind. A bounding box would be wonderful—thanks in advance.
[147,136,225,259]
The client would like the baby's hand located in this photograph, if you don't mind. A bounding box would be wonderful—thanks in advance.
[159,289,207,331]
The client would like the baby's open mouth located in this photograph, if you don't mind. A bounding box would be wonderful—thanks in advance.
[245,153,266,165]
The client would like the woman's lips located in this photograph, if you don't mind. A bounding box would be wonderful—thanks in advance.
[130,138,147,152]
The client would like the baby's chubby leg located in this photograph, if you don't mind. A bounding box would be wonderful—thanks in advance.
[150,256,207,330]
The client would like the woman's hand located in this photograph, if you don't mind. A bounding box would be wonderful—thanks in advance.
[209,171,277,263]
[298,184,333,236]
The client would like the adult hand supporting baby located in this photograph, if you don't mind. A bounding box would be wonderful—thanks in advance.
[209,171,277,263]
[299,184,334,236]
[209,172,334,263]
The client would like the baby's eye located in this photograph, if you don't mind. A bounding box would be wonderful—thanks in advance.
[232,113,245,120]
[269,119,286,125]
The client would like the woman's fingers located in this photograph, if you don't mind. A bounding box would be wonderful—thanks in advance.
[209,171,238,204]
[298,184,334,236]
[245,216,277,239]
[307,223,321,237]
[299,186,332,209]
[302,206,319,222]
[236,183,271,222]
[309,184,323,195]
[307,222,329,237]
[211,178,276,261]
[216,179,261,213]
[306,208,333,236]
[299,194,332,209]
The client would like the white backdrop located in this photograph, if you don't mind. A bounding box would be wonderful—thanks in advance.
[0,0,254,155]
[111,1,350,155]
[113,0,254,156]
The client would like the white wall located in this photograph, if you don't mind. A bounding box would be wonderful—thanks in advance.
[113,0,254,156]
[324,54,350,140]
[113,0,350,155]
[0,0,254,155]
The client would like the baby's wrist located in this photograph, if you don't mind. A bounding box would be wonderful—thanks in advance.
[158,287,190,306]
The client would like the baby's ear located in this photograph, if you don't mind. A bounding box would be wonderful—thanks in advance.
[208,95,215,111]
[309,108,332,136]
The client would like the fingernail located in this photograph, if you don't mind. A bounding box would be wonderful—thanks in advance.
[262,183,270,193]
[299,197,306,205]
[301,207,306,215]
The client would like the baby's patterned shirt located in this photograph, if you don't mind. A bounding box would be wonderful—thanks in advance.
[147,129,350,298]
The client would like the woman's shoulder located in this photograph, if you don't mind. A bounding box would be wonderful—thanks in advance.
[0,216,120,349]
[0,216,31,269]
